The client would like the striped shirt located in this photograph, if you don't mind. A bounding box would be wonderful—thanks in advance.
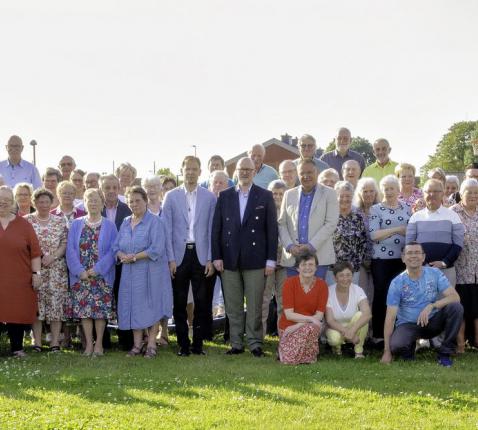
[406,205,464,267]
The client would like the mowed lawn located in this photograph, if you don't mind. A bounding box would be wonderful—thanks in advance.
[0,337,477,430]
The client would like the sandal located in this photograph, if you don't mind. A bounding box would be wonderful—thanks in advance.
[31,345,42,353]
[355,352,365,359]
[144,347,157,359]
[49,346,61,353]
[126,345,143,357]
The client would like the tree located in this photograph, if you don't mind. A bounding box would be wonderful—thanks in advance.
[156,167,176,177]
[421,121,478,178]
[324,136,375,165]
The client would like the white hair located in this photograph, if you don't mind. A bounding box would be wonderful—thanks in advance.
[460,178,478,196]
[445,175,460,188]
[379,174,400,192]
[142,175,162,188]
[353,177,381,209]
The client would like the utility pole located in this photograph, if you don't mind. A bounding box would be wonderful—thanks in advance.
[29,140,37,166]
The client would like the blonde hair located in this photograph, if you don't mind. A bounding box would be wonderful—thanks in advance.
[395,163,416,177]
[83,188,105,205]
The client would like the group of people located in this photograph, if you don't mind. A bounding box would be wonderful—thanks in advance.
[0,130,476,368]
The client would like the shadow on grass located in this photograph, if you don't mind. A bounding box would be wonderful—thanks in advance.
[1,333,477,413]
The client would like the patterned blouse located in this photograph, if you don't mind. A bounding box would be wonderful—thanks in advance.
[399,188,423,210]
[333,209,368,272]
[369,201,411,260]
[451,203,478,284]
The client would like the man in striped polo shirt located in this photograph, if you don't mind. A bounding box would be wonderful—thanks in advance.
[406,178,464,286]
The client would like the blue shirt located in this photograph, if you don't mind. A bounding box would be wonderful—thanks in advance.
[387,267,450,326]
[252,163,279,189]
[298,187,315,246]
[237,185,251,223]
[0,158,42,189]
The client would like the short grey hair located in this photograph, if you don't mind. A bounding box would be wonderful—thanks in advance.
[379,174,400,192]
[460,178,478,196]
[142,175,162,188]
[334,180,354,194]
[268,179,287,191]
[209,170,229,182]
[445,175,460,188]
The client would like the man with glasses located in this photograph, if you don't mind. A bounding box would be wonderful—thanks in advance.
[278,159,339,280]
[406,179,464,286]
[0,135,41,189]
[212,157,278,357]
[381,242,463,367]
[58,155,77,181]
[293,134,329,175]
[278,160,298,189]
[248,144,278,189]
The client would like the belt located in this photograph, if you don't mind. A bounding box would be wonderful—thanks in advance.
[186,243,196,250]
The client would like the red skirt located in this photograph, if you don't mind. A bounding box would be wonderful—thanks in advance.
[278,323,320,365]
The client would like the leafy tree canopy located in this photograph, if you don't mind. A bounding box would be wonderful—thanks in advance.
[421,121,478,178]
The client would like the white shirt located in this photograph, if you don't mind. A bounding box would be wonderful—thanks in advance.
[326,283,367,324]
[183,185,198,243]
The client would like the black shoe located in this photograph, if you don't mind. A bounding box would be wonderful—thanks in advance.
[251,347,265,357]
[225,347,245,355]
[191,348,206,355]
[177,349,191,357]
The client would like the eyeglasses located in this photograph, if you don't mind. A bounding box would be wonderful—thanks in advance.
[424,190,443,194]
[300,144,315,149]
[237,168,254,172]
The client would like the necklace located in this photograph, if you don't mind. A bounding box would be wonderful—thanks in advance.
[36,214,50,222]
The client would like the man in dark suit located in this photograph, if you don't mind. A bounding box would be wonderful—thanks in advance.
[212,157,278,357]
[100,174,132,350]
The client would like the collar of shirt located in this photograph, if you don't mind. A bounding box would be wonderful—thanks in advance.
[7,158,24,168]
[300,185,316,196]
[334,149,350,158]
[236,184,252,197]
[182,184,198,195]
[425,205,445,215]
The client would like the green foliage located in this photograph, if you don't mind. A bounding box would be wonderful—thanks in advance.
[0,338,477,429]
[324,137,375,165]
[421,121,478,179]
[155,167,175,177]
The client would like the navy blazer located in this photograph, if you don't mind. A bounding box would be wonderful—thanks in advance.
[101,200,132,231]
[211,184,278,271]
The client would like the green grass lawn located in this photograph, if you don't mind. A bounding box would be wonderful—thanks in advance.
[0,336,477,430]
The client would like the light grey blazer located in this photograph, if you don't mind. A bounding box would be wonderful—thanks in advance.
[162,185,217,267]
[278,184,339,267]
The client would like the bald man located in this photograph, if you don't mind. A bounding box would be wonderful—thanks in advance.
[248,144,278,189]
[362,138,398,182]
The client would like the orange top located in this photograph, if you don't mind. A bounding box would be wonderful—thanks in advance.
[279,275,328,331]
[0,216,41,324]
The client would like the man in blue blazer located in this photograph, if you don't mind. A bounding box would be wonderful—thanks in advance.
[212,157,278,357]
[100,174,132,350]
[162,156,217,356]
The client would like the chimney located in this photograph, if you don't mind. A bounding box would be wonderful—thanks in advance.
[291,136,298,147]
[281,133,291,144]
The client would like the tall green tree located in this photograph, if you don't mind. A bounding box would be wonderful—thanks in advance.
[324,136,375,165]
[421,121,478,178]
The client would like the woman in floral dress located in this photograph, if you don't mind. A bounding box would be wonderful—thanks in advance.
[25,188,68,352]
[66,188,117,356]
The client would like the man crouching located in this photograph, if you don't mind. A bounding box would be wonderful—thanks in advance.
[381,242,463,367]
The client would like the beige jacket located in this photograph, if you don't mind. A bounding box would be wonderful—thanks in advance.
[278,184,339,267]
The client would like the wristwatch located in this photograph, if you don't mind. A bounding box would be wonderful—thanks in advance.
[32,271,41,276]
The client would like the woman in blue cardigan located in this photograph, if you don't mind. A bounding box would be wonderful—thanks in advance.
[66,188,118,356]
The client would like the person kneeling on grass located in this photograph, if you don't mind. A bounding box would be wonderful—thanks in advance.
[381,242,463,367]
[325,261,371,358]
[278,251,328,365]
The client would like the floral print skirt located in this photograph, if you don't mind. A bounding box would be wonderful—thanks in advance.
[278,323,320,365]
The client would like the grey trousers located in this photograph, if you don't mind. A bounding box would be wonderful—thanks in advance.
[222,268,266,350]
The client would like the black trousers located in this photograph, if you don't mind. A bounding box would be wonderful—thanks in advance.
[6,323,29,353]
[371,258,405,338]
[172,245,215,351]
[390,302,464,357]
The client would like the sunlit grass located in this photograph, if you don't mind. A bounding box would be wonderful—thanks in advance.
[0,336,477,429]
